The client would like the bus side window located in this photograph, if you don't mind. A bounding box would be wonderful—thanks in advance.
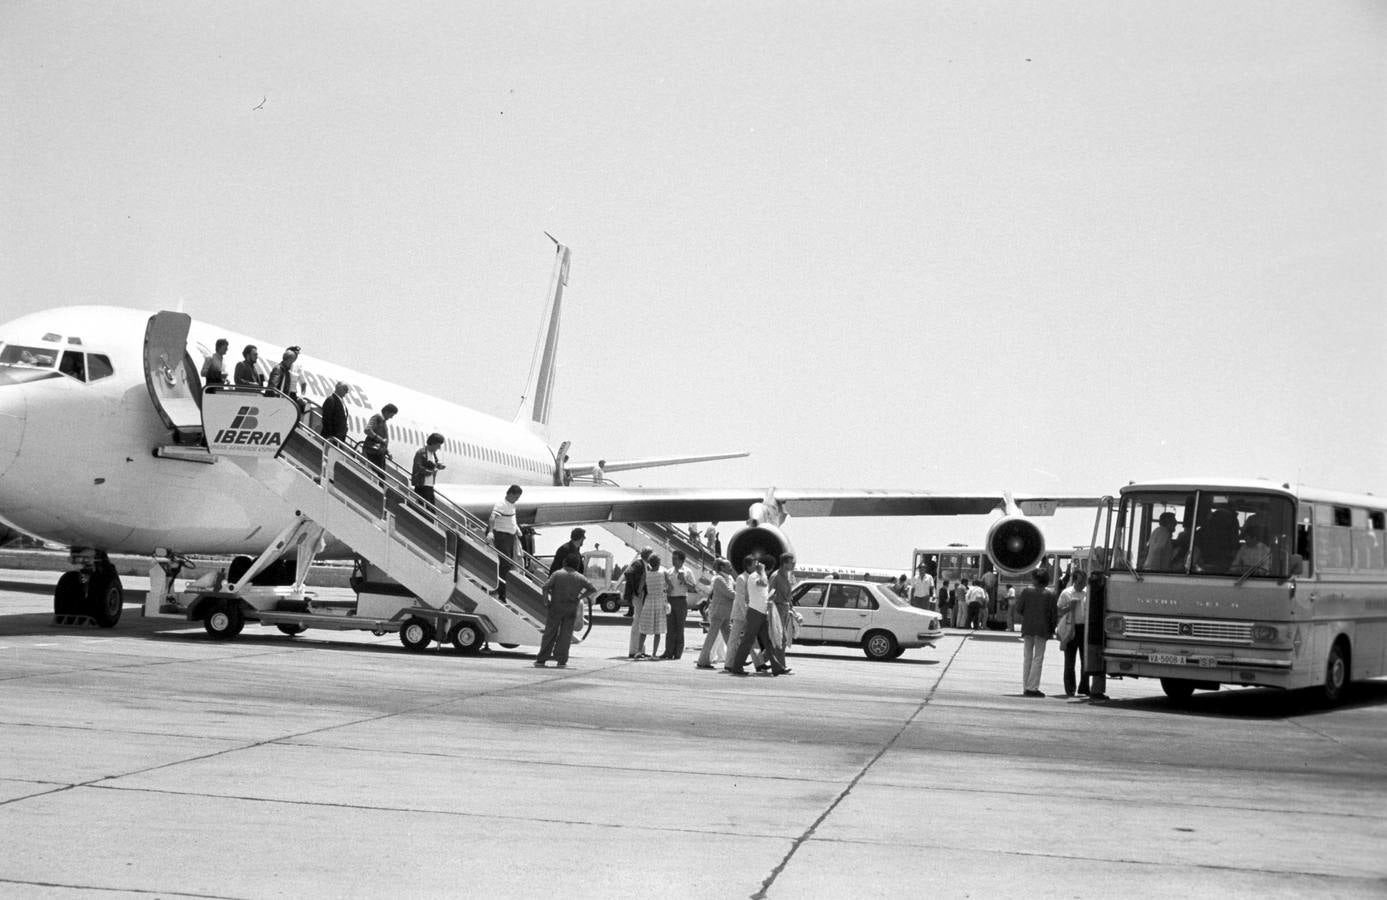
[1296,523,1313,573]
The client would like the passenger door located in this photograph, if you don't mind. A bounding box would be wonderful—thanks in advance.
[791,582,829,641]
[143,311,204,439]
[821,584,876,643]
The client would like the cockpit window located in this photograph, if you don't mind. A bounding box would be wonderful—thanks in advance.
[60,350,86,381]
[0,345,58,369]
[87,354,113,381]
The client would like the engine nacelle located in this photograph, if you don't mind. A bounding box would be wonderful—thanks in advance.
[985,515,1047,577]
[725,523,795,571]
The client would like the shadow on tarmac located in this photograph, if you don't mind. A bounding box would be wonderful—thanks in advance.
[1100,680,1387,719]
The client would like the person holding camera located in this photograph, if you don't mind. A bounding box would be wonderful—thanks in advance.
[411,432,447,507]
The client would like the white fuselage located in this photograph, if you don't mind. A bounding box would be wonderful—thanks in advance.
[0,306,557,554]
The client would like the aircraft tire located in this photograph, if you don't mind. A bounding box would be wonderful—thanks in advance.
[91,572,123,628]
[276,624,307,636]
[53,571,87,619]
[399,617,432,652]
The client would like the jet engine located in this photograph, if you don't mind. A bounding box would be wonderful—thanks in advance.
[725,523,795,570]
[985,515,1047,577]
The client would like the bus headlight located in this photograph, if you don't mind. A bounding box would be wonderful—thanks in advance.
[1104,614,1125,636]
[1251,624,1279,643]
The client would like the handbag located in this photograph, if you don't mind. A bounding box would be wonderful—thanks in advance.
[1056,609,1075,646]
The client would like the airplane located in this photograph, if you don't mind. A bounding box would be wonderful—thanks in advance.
[0,238,1097,629]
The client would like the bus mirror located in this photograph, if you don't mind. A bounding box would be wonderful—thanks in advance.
[1288,554,1304,577]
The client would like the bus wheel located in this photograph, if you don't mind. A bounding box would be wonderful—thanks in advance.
[1320,641,1350,706]
[399,617,432,652]
[1160,678,1196,702]
[450,621,484,654]
[862,631,898,661]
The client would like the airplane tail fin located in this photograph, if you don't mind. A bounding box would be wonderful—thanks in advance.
[514,234,571,437]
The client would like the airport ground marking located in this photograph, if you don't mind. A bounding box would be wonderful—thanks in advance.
[751,633,971,900]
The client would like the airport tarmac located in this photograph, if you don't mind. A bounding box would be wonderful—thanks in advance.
[1,570,1385,899]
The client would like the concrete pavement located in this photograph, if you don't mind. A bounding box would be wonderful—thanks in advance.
[1,571,1384,898]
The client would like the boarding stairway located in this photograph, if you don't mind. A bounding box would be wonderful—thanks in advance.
[200,388,557,648]
[599,519,720,602]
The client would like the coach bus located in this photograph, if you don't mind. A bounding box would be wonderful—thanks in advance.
[911,545,1075,630]
[1092,478,1386,703]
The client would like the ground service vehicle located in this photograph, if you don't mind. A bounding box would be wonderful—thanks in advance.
[1092,478,1386,704]
[790,578,943,659]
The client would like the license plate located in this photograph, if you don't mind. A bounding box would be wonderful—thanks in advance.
[1148,653,1186,665]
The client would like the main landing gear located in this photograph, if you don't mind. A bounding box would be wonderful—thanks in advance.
[53,547,124,628]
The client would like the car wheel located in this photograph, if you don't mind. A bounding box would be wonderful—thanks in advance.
[887,646,906,660]
[450,621,485,654]
[1160,678,1196,702]
[1319,641,1350,706]
[599,596,621,613]
[399,617,432,652]
[862,630,898,661]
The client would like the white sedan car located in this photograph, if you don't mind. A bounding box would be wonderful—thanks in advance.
[790,579,943,660]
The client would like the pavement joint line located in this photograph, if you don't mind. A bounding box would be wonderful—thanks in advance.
[1282,716,1382,764]
[766,833,1387,884]
[750,631,971,900]
[83,781,794,843]
[0,874,240,899]
[0,782,77,808]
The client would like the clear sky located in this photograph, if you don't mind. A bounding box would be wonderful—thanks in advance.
[2,1,1383,569]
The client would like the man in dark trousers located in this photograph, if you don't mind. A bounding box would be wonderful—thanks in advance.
[410,432,446,507]
[550,527,586,576]
[661,549,698,659]
[534,553,595,668]
[320,381,350,442]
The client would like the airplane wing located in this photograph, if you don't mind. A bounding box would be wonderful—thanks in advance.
[565,452,749,476]
[435,484,1104,527]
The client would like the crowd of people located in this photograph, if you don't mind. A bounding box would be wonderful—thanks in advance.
[203,340,1109,698]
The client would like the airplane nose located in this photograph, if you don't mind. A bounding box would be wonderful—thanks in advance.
[0,384,26,480]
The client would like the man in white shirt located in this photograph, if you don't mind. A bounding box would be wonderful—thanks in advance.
[909,564,936,611]
[487,484,523,596]
[965,579,988,630]
[726,556,788,676]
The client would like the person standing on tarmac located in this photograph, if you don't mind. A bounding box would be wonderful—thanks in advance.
[1014,568,1058,697]
[909,563,936,611]
[696,558,735,669]
[410,433,446,507]
[661,549,697,660]
[534,554,595,669]
[321,382,350,443]
[625,548,651,658]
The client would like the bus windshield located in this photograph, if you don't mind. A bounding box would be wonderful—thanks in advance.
[1115,489,1295,579]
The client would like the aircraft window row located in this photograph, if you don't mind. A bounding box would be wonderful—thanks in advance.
[356,424,547,474]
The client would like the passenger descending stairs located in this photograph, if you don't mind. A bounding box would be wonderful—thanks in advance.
[212,394,555,647]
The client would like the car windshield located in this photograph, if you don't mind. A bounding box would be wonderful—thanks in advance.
[0,344,58,369]
[1114,489,1295,579]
